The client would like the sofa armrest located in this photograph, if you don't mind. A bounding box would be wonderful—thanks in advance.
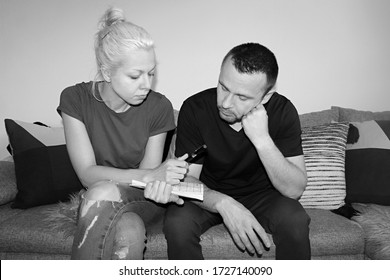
[0,161,17,205]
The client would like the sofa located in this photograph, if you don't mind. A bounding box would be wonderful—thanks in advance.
[0,105,389,260]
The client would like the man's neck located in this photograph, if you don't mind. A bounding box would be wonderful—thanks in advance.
[229,122,242,132]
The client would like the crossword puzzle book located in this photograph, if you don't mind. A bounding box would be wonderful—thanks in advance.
[129,180,204,201]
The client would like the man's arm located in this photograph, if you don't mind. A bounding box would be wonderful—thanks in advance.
[254,138,307,199]
[184,164,271,255]
[242,104,307,199]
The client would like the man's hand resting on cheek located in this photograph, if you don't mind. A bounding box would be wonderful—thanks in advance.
[242,104,271,147]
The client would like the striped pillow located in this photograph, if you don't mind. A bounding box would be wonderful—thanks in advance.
[299,122,349,209]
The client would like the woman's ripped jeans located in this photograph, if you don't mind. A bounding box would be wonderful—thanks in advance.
[71,180,165,260]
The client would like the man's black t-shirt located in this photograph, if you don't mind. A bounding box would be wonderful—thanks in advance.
[175,88,303,199]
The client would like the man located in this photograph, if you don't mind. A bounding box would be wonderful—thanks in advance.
[164,43,311,259]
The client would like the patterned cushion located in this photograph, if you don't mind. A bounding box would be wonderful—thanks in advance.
[299,123,350,209]
[345,120,390,205]
[4,119,83,209]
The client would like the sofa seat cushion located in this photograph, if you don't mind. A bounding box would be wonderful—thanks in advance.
[0,203,364,259]
[146,222,275,260]
[0,204,73,256]
[306,208,364,259]
[0,203,23,224]
[147,209,365,260]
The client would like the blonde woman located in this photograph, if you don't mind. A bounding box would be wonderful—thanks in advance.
[57,7,188,259]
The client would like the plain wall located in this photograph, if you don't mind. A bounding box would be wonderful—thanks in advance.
[1,0,390,159]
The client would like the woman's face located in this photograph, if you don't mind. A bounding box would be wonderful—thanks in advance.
[108,48,156,106]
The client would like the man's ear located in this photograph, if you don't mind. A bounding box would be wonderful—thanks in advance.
[261,91,275,104]
[101,66,111,83]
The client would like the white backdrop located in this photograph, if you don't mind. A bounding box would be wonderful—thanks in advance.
[1,0,390,159]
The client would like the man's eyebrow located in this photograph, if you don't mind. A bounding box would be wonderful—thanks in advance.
[219,81,253,99]
[148,65,156,72]
[218,80,229,91]
[237,93,252,99]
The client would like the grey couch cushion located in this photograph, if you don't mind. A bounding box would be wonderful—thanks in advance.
[307,208,364,259]
[0,203,365,259]
[332,106,390,122]
[0,204,72,256]
[0,203,23,224]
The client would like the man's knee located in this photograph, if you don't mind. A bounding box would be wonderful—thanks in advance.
[84,180,121,202]
[276,201,310,237]
[164,204,207,259]
[287,207,310,231]
[164,205,187,233]
[163,204,199,241]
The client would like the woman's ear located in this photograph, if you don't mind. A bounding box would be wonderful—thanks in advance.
[101,66,111,83]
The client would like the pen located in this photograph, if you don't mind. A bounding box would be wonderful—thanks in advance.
[185,144,207,163]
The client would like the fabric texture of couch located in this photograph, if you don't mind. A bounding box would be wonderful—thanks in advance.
[0,106,389,260]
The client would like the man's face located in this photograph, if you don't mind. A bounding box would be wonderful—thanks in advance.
[217,57,269,124]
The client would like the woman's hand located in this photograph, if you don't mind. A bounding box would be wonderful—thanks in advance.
[144,181,184,205]
[145,154,189,185]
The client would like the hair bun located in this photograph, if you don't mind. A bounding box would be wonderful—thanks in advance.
[100,7,125,29]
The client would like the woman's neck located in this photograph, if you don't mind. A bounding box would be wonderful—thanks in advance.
[98,82,130,113]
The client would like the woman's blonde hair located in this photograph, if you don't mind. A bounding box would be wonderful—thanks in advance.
[94,7,154,83]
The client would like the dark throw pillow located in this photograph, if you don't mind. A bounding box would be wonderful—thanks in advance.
[345,120,390,205]
[4,119,83,209]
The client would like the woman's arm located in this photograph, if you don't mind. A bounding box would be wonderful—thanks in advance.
[62,113,187,188]
[62,113,150,187]
[139,133,166,169]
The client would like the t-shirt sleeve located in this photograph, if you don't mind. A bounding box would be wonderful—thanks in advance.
[274,102,303,157]
[175,100,204,160]
[149,95,175,136]
[57,86,84,123]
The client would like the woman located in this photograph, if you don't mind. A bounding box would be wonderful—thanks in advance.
[57,7,188,259]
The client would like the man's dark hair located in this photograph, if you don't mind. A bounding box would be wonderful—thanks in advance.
[222,43,279,93]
